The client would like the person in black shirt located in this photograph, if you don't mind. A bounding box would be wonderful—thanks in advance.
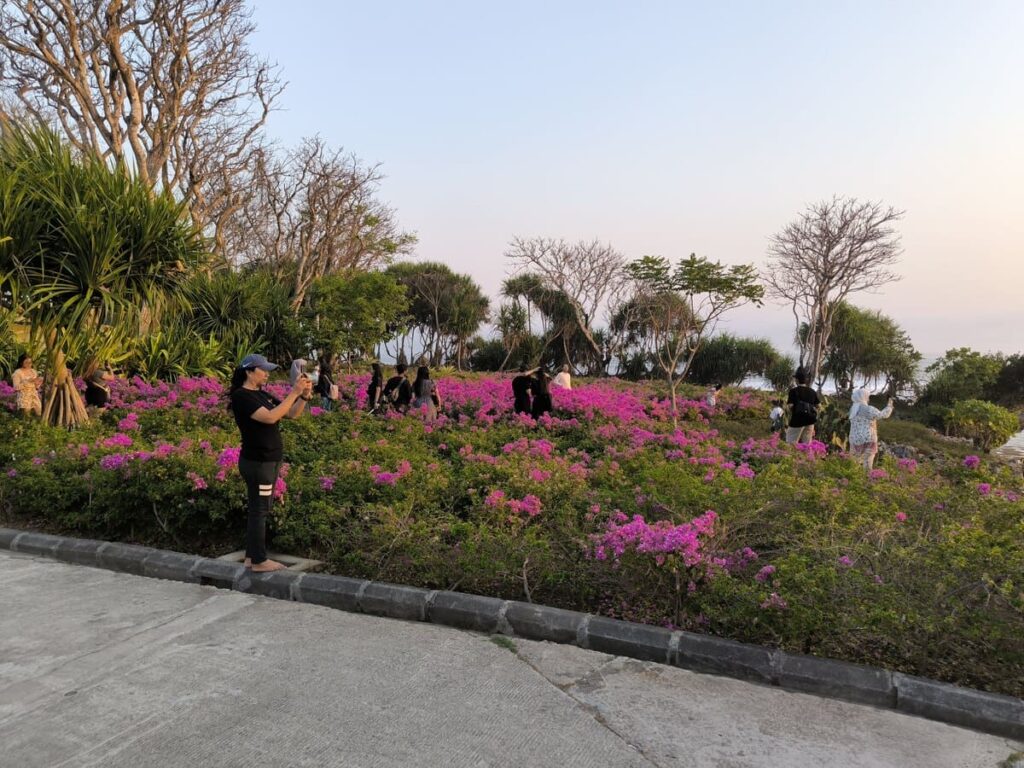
[314,358,336,411]
[381,364,412,413]
[786,368,820,445]
[530,368,553,419]
[367,362,384,413]
[511,364,535,415]
[84,367,114,408]
[229,353,312,572]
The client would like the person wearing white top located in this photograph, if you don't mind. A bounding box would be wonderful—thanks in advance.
[848,388,894,471]
[552,364,572,391]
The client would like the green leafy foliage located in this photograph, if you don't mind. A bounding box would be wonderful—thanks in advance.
[301,270,408,362]
[946,399,1019,450]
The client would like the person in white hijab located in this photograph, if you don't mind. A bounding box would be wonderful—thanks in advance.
[848,388,894,470]
[288,359,304,384]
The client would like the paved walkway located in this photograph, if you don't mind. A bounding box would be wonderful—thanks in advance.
[1,550,1020,767]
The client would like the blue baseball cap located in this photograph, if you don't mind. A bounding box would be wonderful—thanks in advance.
[239,354,278,371]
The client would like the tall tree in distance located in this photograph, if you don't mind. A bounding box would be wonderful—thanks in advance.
[224,138,416,310]
[765,197,903,387]
[0,0,282,252]
[505,237,626,373]
[626,254,764,425]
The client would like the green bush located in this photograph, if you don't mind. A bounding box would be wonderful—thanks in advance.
[946,399,1019,451]
[2,376,1022,697]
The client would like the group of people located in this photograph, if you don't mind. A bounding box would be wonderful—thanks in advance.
[265,358,444,420]
[10,353,117,417]
[781,367,894,470]
[227,355,576,571]
[511,364,571,419]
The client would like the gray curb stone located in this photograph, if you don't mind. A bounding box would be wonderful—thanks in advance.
[10,531,61,557]
[585,616,674,663]
[428,591,506,633]
[96,542,153,576]
[293,573,366,612]
[673,631,777,685]
[241,570,301,600]
[359,582,431,621]
[775,651,895,707]
[894,673,1024,740]
[505,602,586,644]
[141,550,201,583]
[54,537,107,568]
[1,527,1021,740]
[188,558,247,590]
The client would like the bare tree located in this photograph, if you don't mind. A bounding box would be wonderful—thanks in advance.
[764,197,903,387]
[225,137,417,310]
[505,237,626,373]
[0,0,282,249]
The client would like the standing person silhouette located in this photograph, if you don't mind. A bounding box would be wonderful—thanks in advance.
[786,368,820,444]
[552,364,572,391]
[382,364,413,413]
[848,389,895,470]
[511,364,535,415]
[411,365,440,421]
[530,368,553,419]
[367,362,384,413]
[228,354,312,572]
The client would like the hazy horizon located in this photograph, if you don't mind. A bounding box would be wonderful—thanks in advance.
[250,1,1023,358]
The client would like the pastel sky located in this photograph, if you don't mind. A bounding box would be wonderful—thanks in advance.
[250,1,1023,358]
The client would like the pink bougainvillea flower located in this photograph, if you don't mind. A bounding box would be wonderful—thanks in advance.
[760,592,788,610]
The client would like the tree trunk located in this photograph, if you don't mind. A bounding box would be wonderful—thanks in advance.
[669,374,679,429]
[41,335,89,428]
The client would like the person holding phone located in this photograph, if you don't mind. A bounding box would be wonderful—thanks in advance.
[228,354,312,572]
[848,388,895,471]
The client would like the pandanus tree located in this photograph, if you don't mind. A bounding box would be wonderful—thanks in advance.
[0,122,208,426]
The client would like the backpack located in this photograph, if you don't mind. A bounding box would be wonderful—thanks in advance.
[793,399,817,421]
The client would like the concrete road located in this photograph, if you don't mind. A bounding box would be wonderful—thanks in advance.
[1,550,1020,768]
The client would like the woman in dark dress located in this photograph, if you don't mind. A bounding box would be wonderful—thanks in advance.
[367,362,384,412]
[411,365,440,421]
[315,359,335,411]
[228,353,312,572]
[530,368,553,419]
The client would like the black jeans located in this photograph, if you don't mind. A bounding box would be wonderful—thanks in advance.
[238,458,281,564]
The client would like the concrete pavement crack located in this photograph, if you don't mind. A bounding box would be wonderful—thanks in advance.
[508,647,665,768]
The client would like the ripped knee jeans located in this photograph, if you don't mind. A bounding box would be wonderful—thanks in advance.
[238,458,282,564]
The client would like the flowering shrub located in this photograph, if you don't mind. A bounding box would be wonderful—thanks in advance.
[0,373,1021,695]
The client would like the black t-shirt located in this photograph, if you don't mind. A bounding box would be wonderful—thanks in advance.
[85,382,109,408]
[787,385,820,427]
[383,375,412,406]
[315,370,333,397]
[512,375,532,402]
[231,388,283,462]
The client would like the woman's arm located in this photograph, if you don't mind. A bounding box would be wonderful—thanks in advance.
[250,380,310,424]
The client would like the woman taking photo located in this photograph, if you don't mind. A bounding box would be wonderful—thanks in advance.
[228,354,312,572]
